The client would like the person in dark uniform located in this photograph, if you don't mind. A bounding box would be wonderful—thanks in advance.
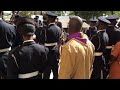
[43,11,62,79]
[0,11,16,79]
[106,15,120,44]
[104,15,120,78]
[34,15,42,28]
[90,16,110,79]
[7,17,48,79]
[42,13,48,27]
[35,14,48,45]
[12,15,23,48]
[55,18,62,29]
[86,18,98,40]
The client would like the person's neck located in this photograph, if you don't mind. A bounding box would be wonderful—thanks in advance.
[90,26,96,28]
[98,27,105,30]
[98,28,105,31]
[48,21,55,25]
[23,36,34,43]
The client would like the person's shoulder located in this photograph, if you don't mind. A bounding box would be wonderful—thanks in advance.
[2,21,15,29]
[33,43,44,48]
[50,24,60,29]
[32,43,48,52]
[63,39,81,49]
[9,46,20,55]
[63,38,93,53]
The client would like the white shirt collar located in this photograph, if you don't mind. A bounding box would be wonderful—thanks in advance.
[49,22,55,26]
[23,40,34,43]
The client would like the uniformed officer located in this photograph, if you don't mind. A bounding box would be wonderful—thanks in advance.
[55,17,62,29]
[106,15,120,45]
[7,17,48,79]
[42,13,48,27]
[34,15,42,28]
[90,16,110,79]
[35,14,48,45]
[12,15,23,48]
[86,18,98,40]
[0,11,16,79]
[104,15,120,78]
[43,11,62,79]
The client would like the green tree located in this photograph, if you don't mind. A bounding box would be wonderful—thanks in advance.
[55,11,75,16]
[19,11,33,17]
[113,11,120,17]
[73,11,112,20]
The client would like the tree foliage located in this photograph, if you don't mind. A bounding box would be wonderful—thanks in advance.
[73,11,120,20]
[12,11,120,20]
[19,11,33,17]
[73,11,109,20]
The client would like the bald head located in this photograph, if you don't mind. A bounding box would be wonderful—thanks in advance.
[68,16,83,34]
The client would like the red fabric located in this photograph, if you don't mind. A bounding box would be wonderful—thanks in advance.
[109,61,120,79]
[109,42,120,79]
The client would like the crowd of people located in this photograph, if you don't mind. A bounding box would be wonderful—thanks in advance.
[0,11,120,79]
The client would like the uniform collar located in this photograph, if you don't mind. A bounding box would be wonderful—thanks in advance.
[22,40,36,46]
[23,40,34,43]
[97,29,106,33]
[48,22,55,26]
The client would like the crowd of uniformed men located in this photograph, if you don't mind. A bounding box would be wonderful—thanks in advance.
[0,11,120,79]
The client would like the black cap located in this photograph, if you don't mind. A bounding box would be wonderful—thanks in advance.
[106,15,119,20]
[16,17,36,35]
[98,16,111,24]
[90,18,98,22]
[15,16,35,26]
[46,11,57,17]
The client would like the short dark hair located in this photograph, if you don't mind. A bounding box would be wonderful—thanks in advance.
[17,24,36,36]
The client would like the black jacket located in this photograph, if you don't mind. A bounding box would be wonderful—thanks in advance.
[91,30,109,52]
[7,41,48,79]
[86,27,97,40]
[106,26,120,46]
[46,23,62,43]
[0,19,16,49]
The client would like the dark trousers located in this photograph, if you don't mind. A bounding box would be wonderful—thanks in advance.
[103,49,111,78]
[91,55,106,79]
[0,52,8,79]
[43,48,59,79]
